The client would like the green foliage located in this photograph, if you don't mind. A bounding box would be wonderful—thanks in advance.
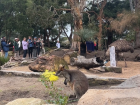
[0,56,9,66]
[75,29,97,42]
[40,74,69,105]
[104,0,130,18]
[125,30,135,42]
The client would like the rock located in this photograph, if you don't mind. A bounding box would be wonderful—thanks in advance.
[78,88,140,105]
[8,51,14,57]
[20,60,29,65]
[3,62,19,68]
[6,98,46,105]
[101,66,122,73]
[78,75,140,105]
[89,67,105,73]
[111,75,140,89]
[135,54,140,61]
[63,51,78,65]
[20,60,34,66]
[28,55,69,72]
[50,49,66,57]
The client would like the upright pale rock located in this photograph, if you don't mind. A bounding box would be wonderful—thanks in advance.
[110,46,116,67]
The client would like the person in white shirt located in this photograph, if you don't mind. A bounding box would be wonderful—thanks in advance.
[17,38,21,55]
[56,41,60,49]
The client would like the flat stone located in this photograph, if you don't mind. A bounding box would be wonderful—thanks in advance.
[78,88,140,105]
[111,75,140,89]
[86,74,126,86]
[101,66,122,73]
[6,98,46,105]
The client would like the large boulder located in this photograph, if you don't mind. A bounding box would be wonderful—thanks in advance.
[78,75,140,105]
[6,98,46,105]
[78,88,140,105]
[28,55,68,72]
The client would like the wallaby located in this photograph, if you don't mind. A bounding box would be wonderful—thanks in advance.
[56,65,89,99]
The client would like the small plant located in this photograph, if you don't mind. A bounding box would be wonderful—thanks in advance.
[40,70,69,105]
[74,28,97,42]
[0,56,9,66]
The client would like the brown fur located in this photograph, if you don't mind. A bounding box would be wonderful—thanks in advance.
[56,65,89,98]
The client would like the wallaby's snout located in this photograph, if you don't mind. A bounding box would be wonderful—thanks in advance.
[55,70,61,76]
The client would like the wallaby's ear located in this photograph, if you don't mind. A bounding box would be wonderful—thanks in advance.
[59,64,65,71]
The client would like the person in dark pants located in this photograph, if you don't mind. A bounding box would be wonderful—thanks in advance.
[22,37,28,59]
[27,36,33,59]
[80,41,86,56]
[14,38,19,59]
[32,37,37,58]
[36,38,41,57]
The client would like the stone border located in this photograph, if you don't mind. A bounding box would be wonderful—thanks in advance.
[0,70,40,77]
[0,70,127,86]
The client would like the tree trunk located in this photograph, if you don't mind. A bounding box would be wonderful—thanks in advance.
[44,29,47,44]
[107,30,113,47]
[67,0,86,51]
[98,17,102,50]
[135,30,140,48]
[47,29,50,47]
[134,0,140,48]
[97,0,107,50]
[129,0,134,12]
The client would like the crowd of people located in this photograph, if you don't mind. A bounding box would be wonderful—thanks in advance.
[0,36,45,59]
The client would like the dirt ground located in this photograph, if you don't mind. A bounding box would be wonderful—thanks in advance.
[79,61,140,78]
[1,49,140,105]
[4,60,140,79]
[0,76,113,105]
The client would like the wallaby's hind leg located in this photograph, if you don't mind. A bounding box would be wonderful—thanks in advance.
[73,84,82,99]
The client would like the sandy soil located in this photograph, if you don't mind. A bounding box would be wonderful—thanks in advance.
[79,61,140,78]
[0,76,113,105]
[3,60,140,79]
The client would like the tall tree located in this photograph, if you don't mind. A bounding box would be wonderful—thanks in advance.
[67,0,86,51]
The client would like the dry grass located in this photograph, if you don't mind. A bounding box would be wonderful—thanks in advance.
[109,11,139,34]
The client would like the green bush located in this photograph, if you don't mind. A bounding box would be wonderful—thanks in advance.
[0,56,9,66]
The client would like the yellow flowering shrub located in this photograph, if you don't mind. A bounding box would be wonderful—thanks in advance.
[42,70,59,82]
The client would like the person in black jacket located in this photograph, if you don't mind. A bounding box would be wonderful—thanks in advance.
[32,37,37,58]
[36,38,42,57]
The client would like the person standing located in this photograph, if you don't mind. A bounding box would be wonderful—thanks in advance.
[0,38,4,56]
[94,40,97,51]
[14,38,19,59]
[56,41,60,49]
[1,37,11,58]
[27,36,33,59]
[17,38,21,56]
[36,38,41,57]
[41,40,45,54]
[32,37,37,58]
[22,37,28,59]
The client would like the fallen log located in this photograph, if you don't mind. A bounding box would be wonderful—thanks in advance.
[28,55,69,72]
[70,56,104,69]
